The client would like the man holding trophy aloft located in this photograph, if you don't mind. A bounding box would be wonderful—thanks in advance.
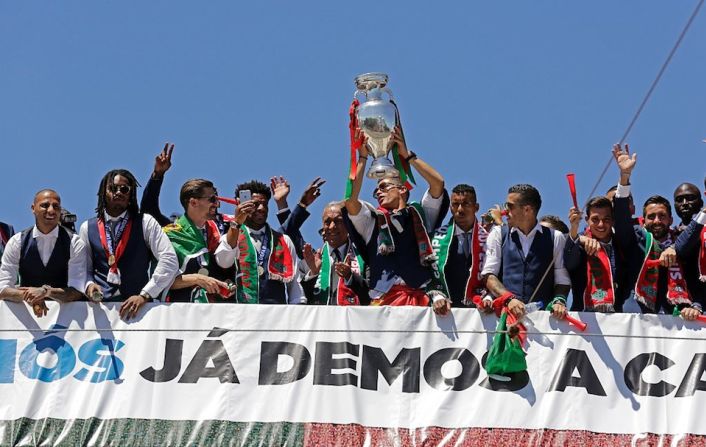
[342,73,450,314]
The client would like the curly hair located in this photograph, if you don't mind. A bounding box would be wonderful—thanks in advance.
[95,169,140,218]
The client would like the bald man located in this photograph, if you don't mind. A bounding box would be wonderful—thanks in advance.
[673,182,704,234]
[0,190,87,317]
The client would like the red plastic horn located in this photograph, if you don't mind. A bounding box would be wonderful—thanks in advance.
[217,196,238,205]
[566,173,579,210]
[564,314,587,331]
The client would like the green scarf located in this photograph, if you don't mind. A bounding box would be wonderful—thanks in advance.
[315,242,365,305]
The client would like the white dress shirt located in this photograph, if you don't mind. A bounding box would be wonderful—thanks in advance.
[79,211,178,299]
[0,225,87,294]
[215,225,306,304]
[481,222,570,286]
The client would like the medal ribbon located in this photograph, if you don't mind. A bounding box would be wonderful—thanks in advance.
[97,217,133,285]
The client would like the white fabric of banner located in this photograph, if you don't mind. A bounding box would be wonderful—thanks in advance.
[1,302,706,436]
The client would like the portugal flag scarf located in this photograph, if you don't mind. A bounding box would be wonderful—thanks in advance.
[635,229,692,311]
[164,215,220,272]
[582,230,615,312]
[315,242,365,305]
[699,226,706,282]
[432,219,487,305]
[236,225,294,304]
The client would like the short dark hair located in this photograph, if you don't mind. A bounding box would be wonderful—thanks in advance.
[539,215,568,234]
[642,195,672,217]
[235,180,271,200]
[508,184,541,213]
[452,184,477,202]
[95,169,140,218]
[585,196,613,216]
[179,179,215,211]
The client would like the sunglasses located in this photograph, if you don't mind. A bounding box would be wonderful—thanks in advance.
[373,183,400,198]
[109,185,131,195]
[200,195,219,204]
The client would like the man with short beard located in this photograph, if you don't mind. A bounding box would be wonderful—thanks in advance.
[81,169,178,320]
[673,182,703,234]
[166,179,238,303]
[612,145,701,318]
[431,184,489,310]
[564,196,629,312]
[301,202,370,305]
[0,190,86,317]
[481,184,571,320]
[675,176,706,306]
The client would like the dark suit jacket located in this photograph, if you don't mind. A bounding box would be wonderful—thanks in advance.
[675,218,705,305]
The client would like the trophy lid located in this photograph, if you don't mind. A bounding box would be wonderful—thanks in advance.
[354,72,389,91]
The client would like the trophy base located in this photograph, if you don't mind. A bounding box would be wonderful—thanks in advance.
[366,158,399,179]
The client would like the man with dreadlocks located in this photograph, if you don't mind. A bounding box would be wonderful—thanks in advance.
[80,169,178,320]
[214,180,305,304]
[612,144,702,319]
[343,126,449,310]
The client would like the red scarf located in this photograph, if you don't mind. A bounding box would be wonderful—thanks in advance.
[97,218,133,285]
[699,226,706,282]
[635,230,692,311]
[463,222,489,305]
[370,284,430,307]
[336,251,363,306]
[582,231,615,312]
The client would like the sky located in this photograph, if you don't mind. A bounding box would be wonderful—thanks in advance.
[1,1,704,243]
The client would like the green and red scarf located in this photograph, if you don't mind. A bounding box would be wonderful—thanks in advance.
[634,229,691,311]
[432,219,488,305]
[164,215,220,303]
[582,230,615,312]
[236,225,294,304]
[315,242,365,305]
[375,203,434,266]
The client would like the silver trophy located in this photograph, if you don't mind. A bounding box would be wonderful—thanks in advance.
[354,72,400,179]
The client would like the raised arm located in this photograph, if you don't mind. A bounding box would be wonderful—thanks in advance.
[140,143,174,226]
[344,129,369,217]
[390,125,444,199]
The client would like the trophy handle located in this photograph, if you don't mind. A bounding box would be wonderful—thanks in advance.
[353,90,366,101]
[382,87,395,101]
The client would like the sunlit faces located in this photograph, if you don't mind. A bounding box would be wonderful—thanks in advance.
[586,206,613,242]
[373,179,405,210]
[31,191,62,231]
[643,204,672,240]
[450,192,478,231]
[106,175,132,213]
[189,187,218,222]
[321,207,348,248]
[504,192,533,228]
[673,184,703,222]
[247,193,269,228]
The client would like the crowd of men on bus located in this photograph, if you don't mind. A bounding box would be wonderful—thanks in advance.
[0,133,704,324]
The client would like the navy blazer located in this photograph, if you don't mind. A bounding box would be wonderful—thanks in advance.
[675,218,705,304]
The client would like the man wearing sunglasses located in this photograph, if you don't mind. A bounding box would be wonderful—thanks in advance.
[343,126,449,311]
[80,169,178,320]
[0,190,86,317]
[481,184,571,320]
[166,179,237,302]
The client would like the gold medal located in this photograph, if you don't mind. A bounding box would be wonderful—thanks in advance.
[108,254,116,266]
[257,266,265,276]
[198,268,209,276]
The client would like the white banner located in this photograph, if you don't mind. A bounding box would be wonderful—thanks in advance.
[2,302,706,440]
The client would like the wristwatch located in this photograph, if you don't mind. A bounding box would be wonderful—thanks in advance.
[139,291,153,302]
